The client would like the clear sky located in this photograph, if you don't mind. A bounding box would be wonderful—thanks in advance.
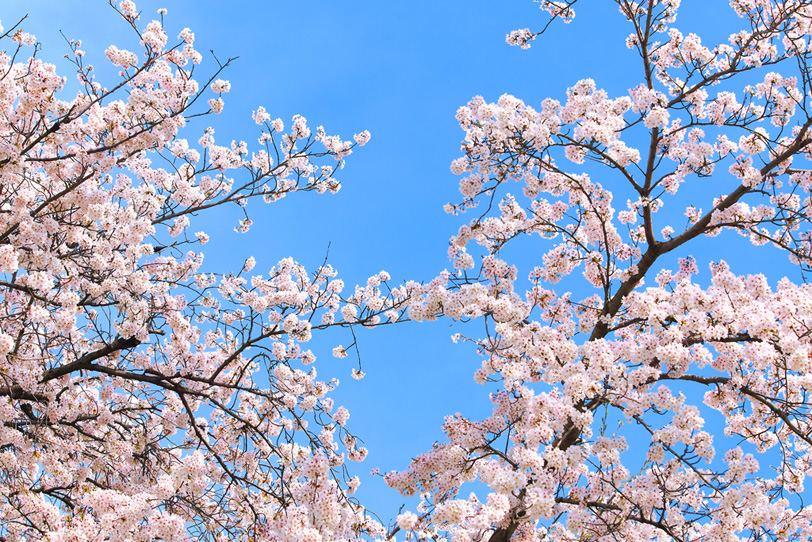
[4,0,805,527]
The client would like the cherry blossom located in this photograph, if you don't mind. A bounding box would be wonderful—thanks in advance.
[0,3,413,540]
[386,2,812,541]
[5,1,812,541]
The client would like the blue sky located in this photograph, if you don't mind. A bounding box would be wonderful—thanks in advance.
[5,0,806,527]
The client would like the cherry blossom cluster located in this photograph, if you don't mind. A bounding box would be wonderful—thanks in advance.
[387,1,812,541]
[0,3,409,541]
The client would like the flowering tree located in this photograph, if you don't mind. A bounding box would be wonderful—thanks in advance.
[0,2,414,540]
[5,0,812,541]
[384,1,812,541]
